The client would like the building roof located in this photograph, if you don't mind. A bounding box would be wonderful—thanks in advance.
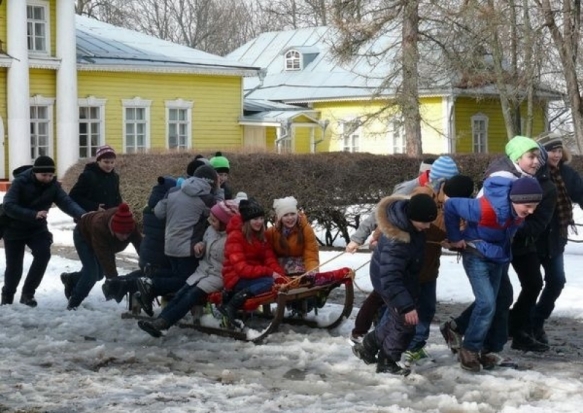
[228,26,563,103]
[76,16,260,76]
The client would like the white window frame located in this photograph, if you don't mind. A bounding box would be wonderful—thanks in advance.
[122,97,151,154]
[29,94,55,161]
[27,1,51,56]
[78,96,107,159]
[342,120,360,153]
[285,50,301,71]
[390,118,405,154]
[165,99,193,150]
[471,113,489,153]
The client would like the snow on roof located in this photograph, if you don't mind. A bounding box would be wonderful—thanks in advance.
[76,15,260,76]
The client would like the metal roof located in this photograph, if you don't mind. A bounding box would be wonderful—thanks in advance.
[76,16,260,76]
[228,26,563,102]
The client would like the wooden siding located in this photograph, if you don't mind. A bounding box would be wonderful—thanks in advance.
[266,126,276,151]
[314,99,445,154]
[454,97,548,154]
[77,72,244,153]
[0,2,6,44]
[293,126,311,153]
[49,0,57,57]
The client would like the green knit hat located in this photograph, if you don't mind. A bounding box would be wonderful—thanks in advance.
[209,151,230,173]
[505,135,539,162]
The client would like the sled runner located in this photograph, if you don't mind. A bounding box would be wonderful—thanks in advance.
[123,267,354,343]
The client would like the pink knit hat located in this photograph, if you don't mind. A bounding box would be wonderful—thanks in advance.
[210,200,239,225]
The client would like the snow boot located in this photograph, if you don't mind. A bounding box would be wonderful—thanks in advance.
[103,278,134,304]
[376,351,410,376]
[511,330,549,352]
[352,331,379,365]
[1,293,14,305]
[20,294,38,308]
[138,318,168,338]
[136,277,155,317]
[218,289,251,329]
[533,326,549,345]
[459,347,481,372]
[60,272,75,300]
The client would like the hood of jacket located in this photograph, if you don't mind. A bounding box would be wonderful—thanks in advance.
[375,195,413,244]
[482,176,516,225]
[180,176,212,197]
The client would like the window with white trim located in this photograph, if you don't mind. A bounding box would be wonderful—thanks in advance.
[342,120,360,153]
[285,50,301,71]
[29,95,55,160]
[27,2,50,55]
[471,113,488,153]
[391,119,405,154]
[122,98,151,153]
[78,97,107,158]
[166,99,193,150]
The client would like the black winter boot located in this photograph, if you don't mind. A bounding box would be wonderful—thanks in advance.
[20,294,38,308]
[352,332,380,365]
[61,272,75,300]
[1,294,14,305]
[376,350,410,376]
[103,278,134,304]
[136,278,155,317]
[512,330,549,352]
[218,289,251,329]
[138,318,169,338]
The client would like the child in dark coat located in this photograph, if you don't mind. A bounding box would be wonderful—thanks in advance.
[352,193,437,376]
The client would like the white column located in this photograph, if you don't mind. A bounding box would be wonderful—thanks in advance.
[56,0,79,176]
[6,0,31,178]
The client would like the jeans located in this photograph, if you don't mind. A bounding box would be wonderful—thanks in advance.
[408,280,437,351]
[532,253,566,330]
[234,277,274,296]
[510,252,543,334]
[69,227,103,307]
[2,232,52,298]
[457,253,505,353]
[158,284,207,327]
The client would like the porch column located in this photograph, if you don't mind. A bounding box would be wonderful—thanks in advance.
[6,0,31,177]
[56,0,79,175]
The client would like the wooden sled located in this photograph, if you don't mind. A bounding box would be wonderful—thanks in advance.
[123,267,354,343]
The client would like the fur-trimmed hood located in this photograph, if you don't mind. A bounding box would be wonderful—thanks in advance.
[561,145,573,164]
[374,195,412,244]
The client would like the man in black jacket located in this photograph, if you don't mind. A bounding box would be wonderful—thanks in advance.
[1,156,85,307]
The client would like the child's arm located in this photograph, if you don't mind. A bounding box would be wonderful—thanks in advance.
[444,198,480,242]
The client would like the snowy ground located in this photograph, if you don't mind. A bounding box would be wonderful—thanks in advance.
[1,199,583,412]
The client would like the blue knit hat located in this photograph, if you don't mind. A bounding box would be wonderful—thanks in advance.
[429,156,459,182]
[510,177,542,204]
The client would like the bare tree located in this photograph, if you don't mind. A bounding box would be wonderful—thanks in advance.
[260,0,334,29]
[536,0,583,153]
[75,0,129,26]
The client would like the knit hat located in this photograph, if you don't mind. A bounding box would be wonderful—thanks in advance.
[443,175,475,198]
[193,165,219,187]
[235,192,248,203]
[509,177,543,204]
[32,155,56,173]
[186,155,210,177]
[209,151,230,174]
[419,158,435,173]
[273,196,298,218]
[429,156,459,182]
[536,143,548,168]
[95,145,116,161]
[239,198,265,222]
[536,132,563,152]
[505,135,539,162]
[211,200,239,225]
[111,203,136,234]
[406,193,438,223]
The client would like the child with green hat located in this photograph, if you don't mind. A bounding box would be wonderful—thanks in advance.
[210,151,233,199]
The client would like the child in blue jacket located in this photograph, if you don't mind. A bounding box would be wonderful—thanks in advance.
[444,176,542,372]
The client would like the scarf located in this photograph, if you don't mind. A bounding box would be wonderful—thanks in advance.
[549,165,573,238]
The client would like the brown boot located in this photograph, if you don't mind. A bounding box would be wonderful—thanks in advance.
[459,347,481,372]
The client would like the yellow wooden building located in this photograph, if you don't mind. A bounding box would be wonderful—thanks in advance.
[0,0,259,180]
[229,27,560,155]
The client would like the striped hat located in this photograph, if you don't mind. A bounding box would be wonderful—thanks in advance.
[536,132,563,152]
[429,156,459,182]
[95,145,116,161]
[210,200,239,225]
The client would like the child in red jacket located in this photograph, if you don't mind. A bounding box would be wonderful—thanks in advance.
[219,198,285,328]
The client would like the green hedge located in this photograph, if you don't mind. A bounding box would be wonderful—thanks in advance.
[60,152,583,246]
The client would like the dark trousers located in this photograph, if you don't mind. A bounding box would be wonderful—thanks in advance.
[159,284,208,327]
[533,253,566,330]
[2,232,52,298]
[69,227,103,307]
[352,290,384,337]
[374,306,415,362]
[509,252,543,334]
[151,256,199,296]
